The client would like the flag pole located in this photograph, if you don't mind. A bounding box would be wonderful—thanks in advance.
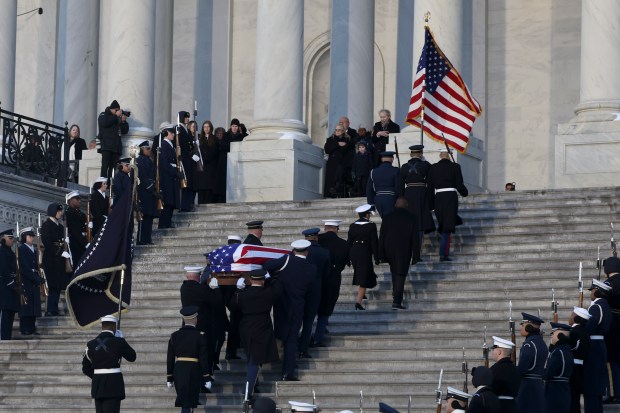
[420,12,431,146]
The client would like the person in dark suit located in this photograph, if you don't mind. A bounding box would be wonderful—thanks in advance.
[427,148,468,261]
[516,313,548,413]
[82,315,136,413]
[603,256,620,401]
[17,227,43,335]
[366,151,402,218]
[213,127,230,203]
[98,100,129,179]
[244,221,264,246]
[65,191,88,264]
[298,228,331,358]
[158,123,181,229]
[41,203,70,316]
[348,204,379,311]
[314,219,350,347]
[544,323,574,413]
[136,141,157,245]
[166,306,210,412]
[583,279,612,413]
[323,123,354,198]
[231,269,283,400]
[490,336,520,413]
[378,197,420,310]
[263,240,317,381]
[371,109,400,154]
[568,307,591,413]
[89,178,109,238]
[468,366,501,413]
[0,229,19,340]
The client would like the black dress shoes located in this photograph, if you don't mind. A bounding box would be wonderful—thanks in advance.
[391,303,407,310]
[355,303,366,311]
[439,256,452,262]
[298,352,312,359]
[281,375,300,381]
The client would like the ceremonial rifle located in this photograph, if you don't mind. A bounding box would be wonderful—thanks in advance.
[435,369,443,413]
[15,222,27,305]
[509,301,516,363]
[462,347,469,397]
[482,326,489,368]
[130,155,143,222]
[578,261,584,308]
[393,136,401,168]
[175,114,189,192]
[192,100,204,172]
[109,169,114,212]
[612,222,617,257]
[597,246,602,281]
[242,381,250,413]
[63,216,73,273]
[359,390,364,413]
[408,396,411,413]
[551,289,558,323]
[37,213,48,297]
[441,133,456,162]
[155,147,164,211]
[86,187,92,243]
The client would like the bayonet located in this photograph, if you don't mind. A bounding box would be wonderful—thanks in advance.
[578,261,584,307]
[435,369,443,413]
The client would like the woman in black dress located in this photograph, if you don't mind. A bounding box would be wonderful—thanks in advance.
[214,127,230,203]
[196,121,219,204]
[347,204,379,310]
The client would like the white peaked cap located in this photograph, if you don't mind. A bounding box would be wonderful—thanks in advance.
[323,219,342,227]
[573,306,591,320]
[492,336,515,349]
[100,315,118,323]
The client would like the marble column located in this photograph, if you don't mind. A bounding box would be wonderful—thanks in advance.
[0,0,17,112]
[98,0,156,153]
[153,0,173,127]
[328,0,375,133]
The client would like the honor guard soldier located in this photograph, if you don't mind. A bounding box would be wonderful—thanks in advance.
[0,229,19,340]
[603,256,620,401]
[298,228,331,358]
[82,315,136,413]
[445,386,471,413]
[253,397,278,413]
[378,197,421,309]
[200,264,228,376]
[17,227,43,336]
[583,279,612,413]
[313,219,350,347]
[158,123,181,229]
[468,366,501,413]
[490,336,520,413]
[176,111,196,212]
[348,204,379,310]
[544,322,574,413]
[136,141,157,245]
[228,235,242,245]
[41,203,70,316]
[263,240,317,381]
[569,307,591,413]
[90,177,109,238]
[167,306,210,412]
[400,144,435,245]
[516,313,548,413]
[180,266,211,333]
[366,151,402,218]
[427,148,468,261]
[112,158,132,207]
[244,221,264,246]
[65,190,88,264]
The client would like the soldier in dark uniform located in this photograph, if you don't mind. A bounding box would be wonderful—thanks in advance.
[17,227,43,335]
[603,256,620,401]
[313,219,350,347]
[65,191,88,264]
[111,158,132,208]
[231,269,283,401]
[348,204,379,311]
[569,307,591,413]
[176,111,197,212]
[427,148,468,261]
[378,197,420,309]
[490,336,520,413]
[263,240,317,381]
[136,141,157,245]
[200,266,228,374]
[298,228,331,358]
[158,123,181,229]
[544,322,574,413]
[445,386,471,413]
[82,315,136,413]
[468,366,501,413]
[366,151,402,218]
[0,229,19,340]
[400,144,435,249]
[583,279,612,413]
[41,203,70,316]
[371,109,400,154]
[244,221,264,246]
[516,312,548,413]
[166,306,210,412]
[89,177,109,238]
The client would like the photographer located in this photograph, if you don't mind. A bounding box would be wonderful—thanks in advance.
[98,100,129,178]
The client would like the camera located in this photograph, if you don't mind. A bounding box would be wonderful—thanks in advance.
[122,110,131,117]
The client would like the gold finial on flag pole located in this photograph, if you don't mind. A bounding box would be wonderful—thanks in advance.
[424,11,431,25]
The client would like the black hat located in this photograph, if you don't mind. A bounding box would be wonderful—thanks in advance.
[520,312,544,326]
[246,220,264,230]
[47,202,63,217]
[138,140,151,148]
[230,118,240,126]
[0,229,14,237]
[249,269,268,280]
[550,322,572,332]
[117,158,131,166]
[380,151,396,158]
[409,144,424,152]
[471,366,493,387]
[110,100,120,110]
[253,397,277,413]
[180,306,199,319]
[302,228,320,237]
[604,256,620,274]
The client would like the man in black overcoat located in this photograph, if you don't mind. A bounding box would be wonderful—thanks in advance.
[378,197,420,309]
[490,336,520,413]
[0,229,19,340]
[298,228,331,358]
[89,178,109,238]
[82,315,136,413]
[314,219,350,347]
[244,220,264,246]
[366,151,402,218]
[371,109,400,154]
[41,203,69,316]
[427,148,468,261]
[136,141,157,245]
[65,191,88,264]
[17,227,43,335]
[98,100,129,178]
[158,123,181,229]
[263,240,317,381]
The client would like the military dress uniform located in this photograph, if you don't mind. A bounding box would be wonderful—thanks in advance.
[516,314,548,413]
[348,217,379,290]
[66,195,88,264]
[158,133,181,229]
[468,366,501,413]
[41,204,68,316]
[17,236,43,335]
[243,221,264,246]
[136,144,157,244]
[89,179,109,238]
[0,230,20,340]
[366,153,402,218]
[176,112,196,212]
[400,146,435,237]
[490,337,520,413]
[569,307,591,413]
[544,323,574,413]
[603,257,620,400]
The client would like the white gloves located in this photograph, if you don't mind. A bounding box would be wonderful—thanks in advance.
[65,237,70,244]
[61,251,71,259]
[85,243,90,249]
[114,329,124,338]
[264,272,271,279]
[236,277,246,290]
[209,277,219,290]
[88,222,94,229]
[205,381,212,390]
[192,154,200,162]
[166,382,173,389]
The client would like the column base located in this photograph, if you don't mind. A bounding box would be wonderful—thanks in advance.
[226,138,325,202]
[247,120,311,143]
[78,149,103,186]
[555,119,620,188]
[121,127,154,156]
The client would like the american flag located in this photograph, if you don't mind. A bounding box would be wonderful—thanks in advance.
[406,27,482,153]
[209,243,289,273]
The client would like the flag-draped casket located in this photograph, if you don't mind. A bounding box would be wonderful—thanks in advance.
[208,243,289,284]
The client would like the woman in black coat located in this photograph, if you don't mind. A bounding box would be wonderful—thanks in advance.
[195,121,219,204]
[18,228,43,335]
[213,127,230,203]
[347,204,379,310]
[324,124,354,197]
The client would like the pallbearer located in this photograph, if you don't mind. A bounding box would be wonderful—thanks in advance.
[244,221,264,246]
[0,229,19,340]
[544,323,574,413]
[136,141,157,245]
[517,313,547,413]
[17,227,43,336]
[490,336,520,413]
[366,151,401,218]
